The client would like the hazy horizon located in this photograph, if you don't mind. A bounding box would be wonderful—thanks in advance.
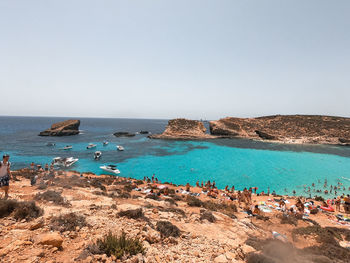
[1,1,349,119]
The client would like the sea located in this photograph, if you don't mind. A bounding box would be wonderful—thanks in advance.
[1,116,350,197]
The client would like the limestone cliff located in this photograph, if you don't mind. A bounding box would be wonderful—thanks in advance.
[39,119,80,136]
[210,115,350,145]
[149,118,214,139]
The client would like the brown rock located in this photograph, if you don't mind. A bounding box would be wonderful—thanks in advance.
[36,232,63,248]
[149,118,214,140]
[39,119,80,136]
[214,254,228,263]
[29,218,45,230]
[210,115,350,145]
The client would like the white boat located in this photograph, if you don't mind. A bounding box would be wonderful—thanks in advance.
[103,141,109,146]
[94,151,102,160]
[100,164,120,174]
[61,145,72,150]
[53,157,78,167]
[46,142,56,146]
[87,143,97,149]
[116,145,125,151]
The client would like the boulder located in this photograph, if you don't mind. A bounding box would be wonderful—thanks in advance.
[39,120,80,136]
[36,232,63,247]
[29,218,45,230]
[214,254,228,263]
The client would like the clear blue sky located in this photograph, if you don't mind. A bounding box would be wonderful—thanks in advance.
[0,1,349,119]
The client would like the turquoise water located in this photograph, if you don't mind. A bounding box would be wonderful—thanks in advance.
[1,116,350,197]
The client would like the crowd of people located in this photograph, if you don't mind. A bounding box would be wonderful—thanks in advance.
[1,155,350,218]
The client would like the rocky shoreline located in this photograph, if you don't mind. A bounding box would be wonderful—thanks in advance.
[151,115,350,146]
[1,169,350,263]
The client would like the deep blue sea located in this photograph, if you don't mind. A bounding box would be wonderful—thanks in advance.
[1,116,350,197]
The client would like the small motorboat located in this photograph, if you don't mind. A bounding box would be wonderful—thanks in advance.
[61,145,72,150]
[116,145,125,151]
[53,157,78,167]
[94,151,102,160]
[103,141,109,146]
[87,143,97,149]
[46,142,56,146]
[100,164,120,175]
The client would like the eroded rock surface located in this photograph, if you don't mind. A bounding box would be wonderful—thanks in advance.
[39,120,80,136]
[210,115,350,145]
[150,118,214,139]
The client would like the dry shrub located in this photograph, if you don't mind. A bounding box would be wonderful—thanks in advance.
[50,212,88,232]
[117,208,144,219]
[135,180,144,185]
[88,231,144,259]
[156,221,180,238]
[34,190,70,206]
[37,182,48,190]
[169,194,182,201]
[119,192,131,199]
[164,198,177,206]
[161,207,186,217]
[200,211,216,223]
[280,214,298,226]
[186,196,202,207]
[0,199,43,221]
[123,184,134,192]
[145,194,160,201]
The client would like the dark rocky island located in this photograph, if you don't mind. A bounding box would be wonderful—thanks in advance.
[210,115,350,145]
[39,120,80,136]
[149,118,215,140]
[113,132,136,137]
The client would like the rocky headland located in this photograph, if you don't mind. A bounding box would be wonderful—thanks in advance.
[210,115,350,145]
[1,169,350,263]
[151,115,350,145]
[39,120,80,136]
[149,118,215,140]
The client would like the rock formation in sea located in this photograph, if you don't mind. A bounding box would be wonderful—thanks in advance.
[113,132,136,137]
[39,120,80,136]
[149,118,214,139]
[210,115,350,145]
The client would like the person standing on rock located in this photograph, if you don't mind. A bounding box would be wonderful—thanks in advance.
[0,154,12,199]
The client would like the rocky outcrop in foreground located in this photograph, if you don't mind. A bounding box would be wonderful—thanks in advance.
[149,118,214,139]
[2,169,350,263]
[39,120,80,136]
[210,115,350,145]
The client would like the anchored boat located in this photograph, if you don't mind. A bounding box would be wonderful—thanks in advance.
[100,164,120,174]
[116,145,125,151]
[60,145,72,150]
[87,143,97,149]
[94,151,102,160]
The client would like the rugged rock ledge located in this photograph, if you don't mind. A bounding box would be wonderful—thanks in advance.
[39,120,80,136]
[210,115,350,145]
[149,118,215,140]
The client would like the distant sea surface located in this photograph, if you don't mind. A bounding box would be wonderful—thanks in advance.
[1,116,350,197]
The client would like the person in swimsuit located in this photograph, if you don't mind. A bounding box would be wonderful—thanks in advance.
[0,154,12,199]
